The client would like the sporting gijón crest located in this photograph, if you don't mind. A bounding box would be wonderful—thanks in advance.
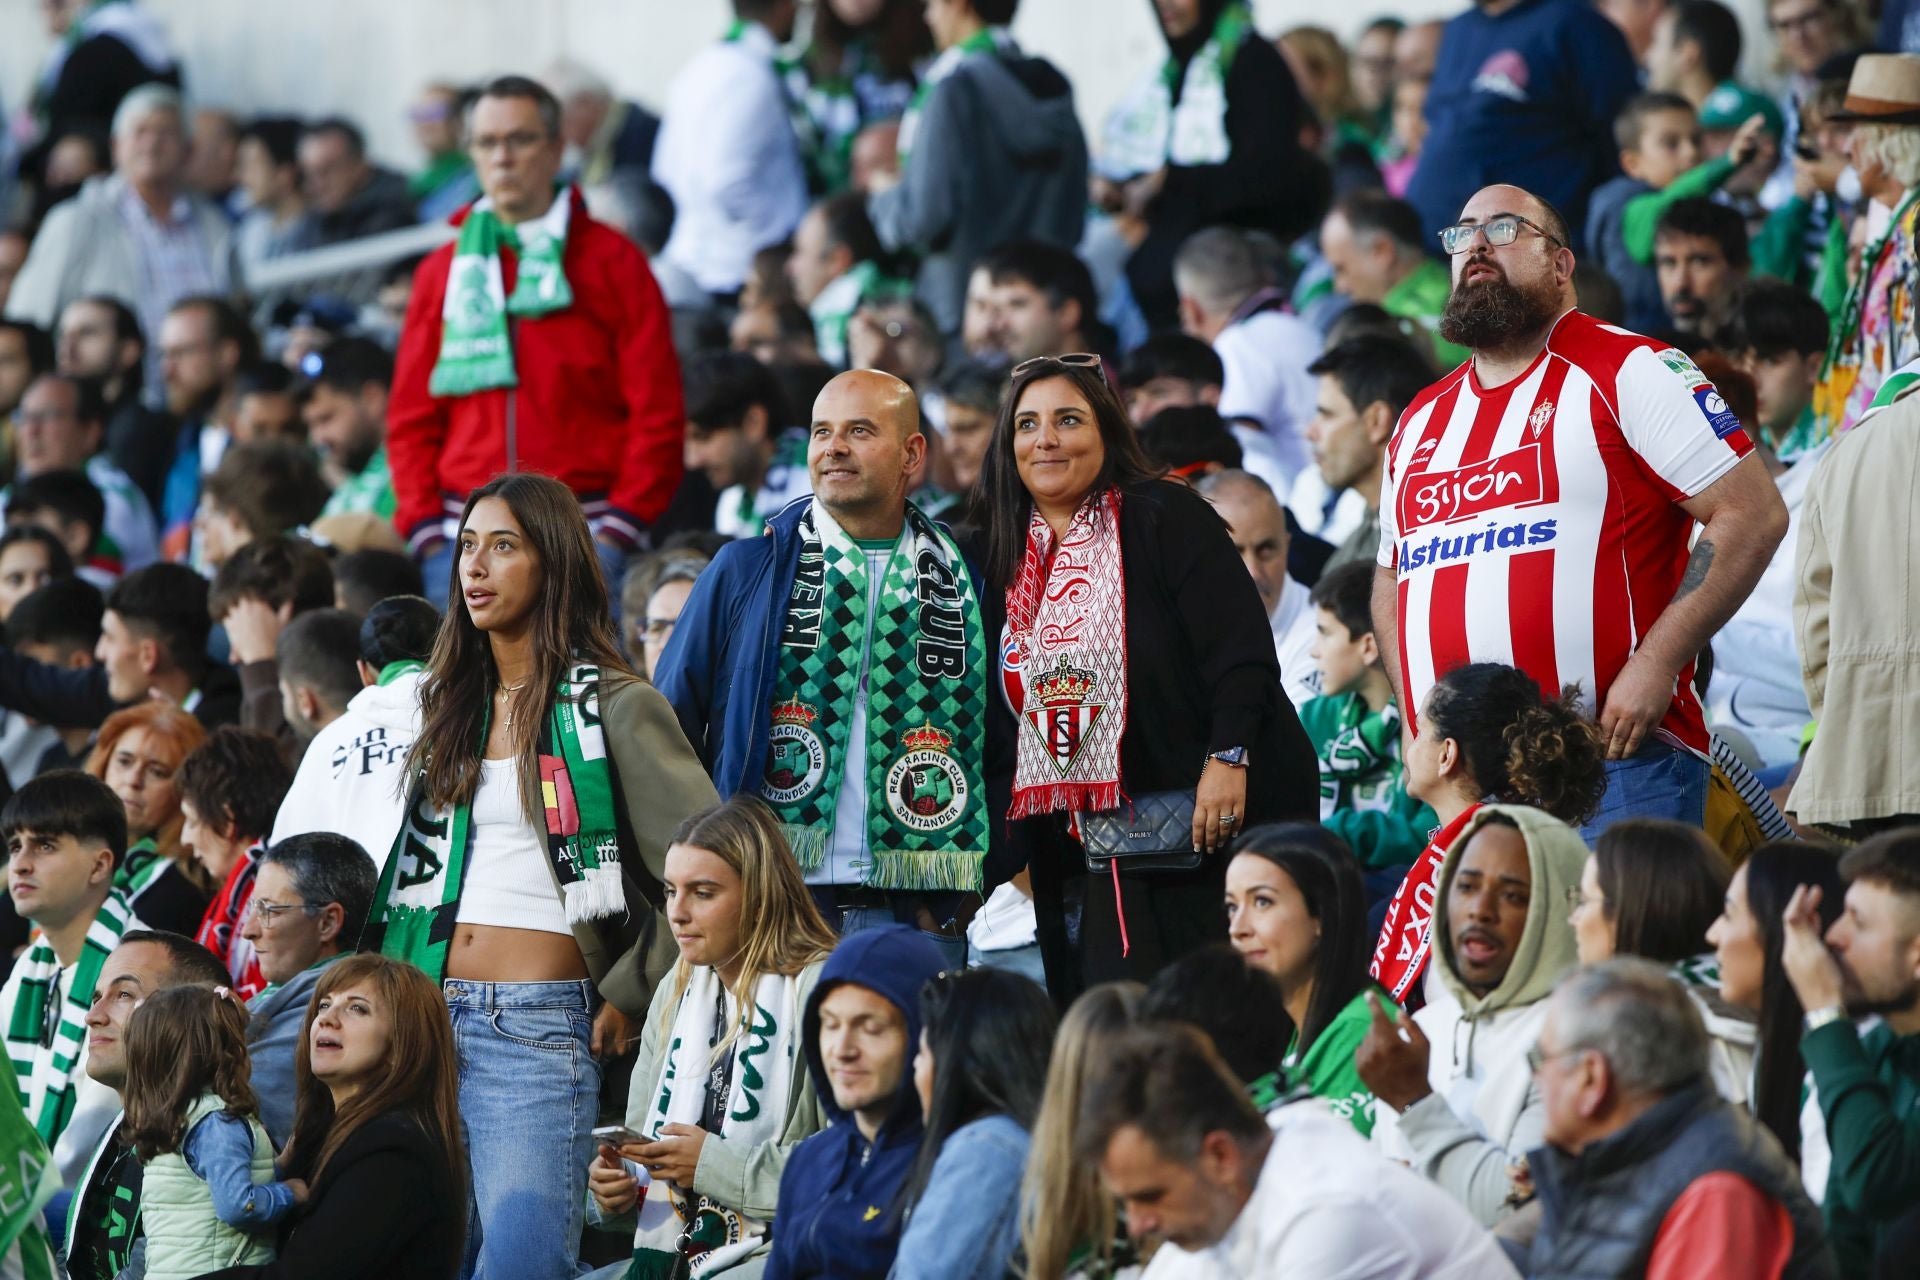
[1026,657,1102,778]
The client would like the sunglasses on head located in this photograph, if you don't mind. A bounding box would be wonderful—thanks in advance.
[1010,352,1104,380]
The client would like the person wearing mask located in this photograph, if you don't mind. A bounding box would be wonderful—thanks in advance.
[1707,843,1845,1169]
[651,2,808,300]
[239,833,376,1149]
[1193,469,1319,711]
[1103,0,1327,329]
[1357,804,1589,1224]
[1226,824,1387,1134]
[64,929,230,1280]
[867,0,1087,336]
[1812,55,1920,436]
[1517,959,1837,1279]
[6,86,232,377]
[1019,983,1144,1280]
[656,371,997,967]
[1375,183,1787,839]
[54,295,172,512]
[176,727,292,1000]
[763,924,947,1280]
[1405,0,1637,246]
[0,772,148,1198]
[269,596,438,864]
[197,954,468,1279]
[358,472,715,1280]
[1569,818,1752,1102]
[586,797,837,1277]
[1171,227,1320,489]
[1078,1022,1519,1278]
[1319,192,1469,367]
[1780,828,1920,1276]
[890,967,1054,1279]
[390,75,686,599]
[86,702,209,936]
[980,355,1317,998]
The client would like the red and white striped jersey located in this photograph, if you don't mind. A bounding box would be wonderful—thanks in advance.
[1377,309,1754,754]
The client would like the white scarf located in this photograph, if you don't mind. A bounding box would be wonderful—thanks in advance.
[1098,3,1251,179]
[632,966,803,1276]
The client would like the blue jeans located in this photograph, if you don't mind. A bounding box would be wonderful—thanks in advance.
[423,539,631,621]
[444,978,602,1280]
[834,902,968,971]
[968,939,1047,989]
[1579,741,1711,845]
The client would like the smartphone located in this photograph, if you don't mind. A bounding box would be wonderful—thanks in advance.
[592,1124,648,1148]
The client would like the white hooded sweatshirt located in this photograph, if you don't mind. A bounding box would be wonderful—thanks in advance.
[1371,804,1589,1225]
[269,668,423,870]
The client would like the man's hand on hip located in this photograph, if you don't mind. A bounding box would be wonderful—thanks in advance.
[1598,649,1676,761]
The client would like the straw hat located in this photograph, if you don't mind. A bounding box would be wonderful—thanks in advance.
[1830,54,1920,125]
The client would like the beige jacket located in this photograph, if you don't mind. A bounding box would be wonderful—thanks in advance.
[1790,396,1920,824]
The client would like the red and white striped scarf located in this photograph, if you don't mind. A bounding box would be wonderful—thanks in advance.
[1006,490,1128,819]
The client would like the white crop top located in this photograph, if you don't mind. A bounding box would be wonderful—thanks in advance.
[453,759,572,935]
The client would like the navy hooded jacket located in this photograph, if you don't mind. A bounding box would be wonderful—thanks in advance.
[763,925,948,1280]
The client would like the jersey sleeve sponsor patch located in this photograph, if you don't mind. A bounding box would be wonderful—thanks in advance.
[1691,384,1745,439]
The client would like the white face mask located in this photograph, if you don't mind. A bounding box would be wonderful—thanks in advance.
[1838,164,1863,206]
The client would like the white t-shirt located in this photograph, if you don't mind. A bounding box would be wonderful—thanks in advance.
[1144,1103,1521,1280]
[1270,574,1321,712]
[1213,308,1321,489]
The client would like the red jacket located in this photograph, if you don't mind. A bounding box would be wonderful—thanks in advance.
[388,189,684,550]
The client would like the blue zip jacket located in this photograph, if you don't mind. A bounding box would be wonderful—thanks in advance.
[764,925,948,1280]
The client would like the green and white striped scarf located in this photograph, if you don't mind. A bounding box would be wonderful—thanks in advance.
[427,191,573,397]
[364,663,623,981]
[628,966,802,1279]
[761,500,986,891]
[5,889,135,1142]
[0,1054,58,1280]
[113,838,174,903]
[1099,2,1252,177]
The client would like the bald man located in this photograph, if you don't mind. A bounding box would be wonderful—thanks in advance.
[655,370,1002,965]
[1372,182,1785,839]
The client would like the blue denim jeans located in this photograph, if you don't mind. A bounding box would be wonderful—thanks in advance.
[835,902,968,971]
[444,978,602,1280]
[1579,740,1711,845]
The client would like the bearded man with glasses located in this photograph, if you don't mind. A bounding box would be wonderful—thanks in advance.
[1371,182,1787,841]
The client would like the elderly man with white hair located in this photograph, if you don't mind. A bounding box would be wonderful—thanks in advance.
[5,83,232,386]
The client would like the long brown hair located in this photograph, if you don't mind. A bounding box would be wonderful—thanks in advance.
[122,985,257,1160]
[667,797,839,1058]
[408,473,633,820]
[86,701,207,887]
[979,359,1164,591]
[285,954,466,1204]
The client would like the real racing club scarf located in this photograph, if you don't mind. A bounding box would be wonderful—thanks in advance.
[0,1054,57,1280]
[1006,489,1128,819]
[427,189,574,396]
[5,889,135,1142]
[628,966,803,1279]
[760,500,987,892]
[364,663,624,981]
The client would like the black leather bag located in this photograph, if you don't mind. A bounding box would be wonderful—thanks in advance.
[1080,790,1203,875]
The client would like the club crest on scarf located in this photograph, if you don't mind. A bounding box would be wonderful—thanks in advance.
[1024,658,1104,779]
[886,724,970,831]
[762,699,827,805]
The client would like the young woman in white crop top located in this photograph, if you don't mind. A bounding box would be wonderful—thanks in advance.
[359,473,717,1279]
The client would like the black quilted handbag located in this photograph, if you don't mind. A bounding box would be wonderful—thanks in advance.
[1080,790,1203,875]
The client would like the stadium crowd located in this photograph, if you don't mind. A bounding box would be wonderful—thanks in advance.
[0,0,1918,1276]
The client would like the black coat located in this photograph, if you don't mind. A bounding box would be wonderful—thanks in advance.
[198,1110,464,1280]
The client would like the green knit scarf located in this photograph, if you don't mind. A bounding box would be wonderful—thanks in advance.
[6,889,135,1141]
[427,191,573,396]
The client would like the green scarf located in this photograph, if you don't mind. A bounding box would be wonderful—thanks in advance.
[377,659,427,687]
[1099,2,1251,177]
[761,501,986,891]
[364,664,623,981]
[6,889,136,1141]
[898,26,1012,167]
[0,1053,57,1280]
[427,191,574,397]
[113,837,173,902]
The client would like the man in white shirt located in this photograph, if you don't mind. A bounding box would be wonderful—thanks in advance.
[650,0,808,297]
[1080,1023,1518,1280]
[1197,470,1319,711]
[1174,226,1321,488]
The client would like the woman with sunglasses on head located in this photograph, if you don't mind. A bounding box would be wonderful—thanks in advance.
[358,473,718,1280]
[981,355,1318,1001]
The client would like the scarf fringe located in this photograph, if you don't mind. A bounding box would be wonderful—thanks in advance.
[782,824,827,873]
[563,864,627,926]
[1008,782,1120,823]
[861,850,985,893]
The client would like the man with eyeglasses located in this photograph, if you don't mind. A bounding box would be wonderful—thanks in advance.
[1371,183,1788,839]
[1515,958,1834,1278]
[239,832,376,1148]
[389,73,685,606]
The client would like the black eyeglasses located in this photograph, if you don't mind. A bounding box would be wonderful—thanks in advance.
[1438,213,1566,256]
[1011,352,1104,379]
